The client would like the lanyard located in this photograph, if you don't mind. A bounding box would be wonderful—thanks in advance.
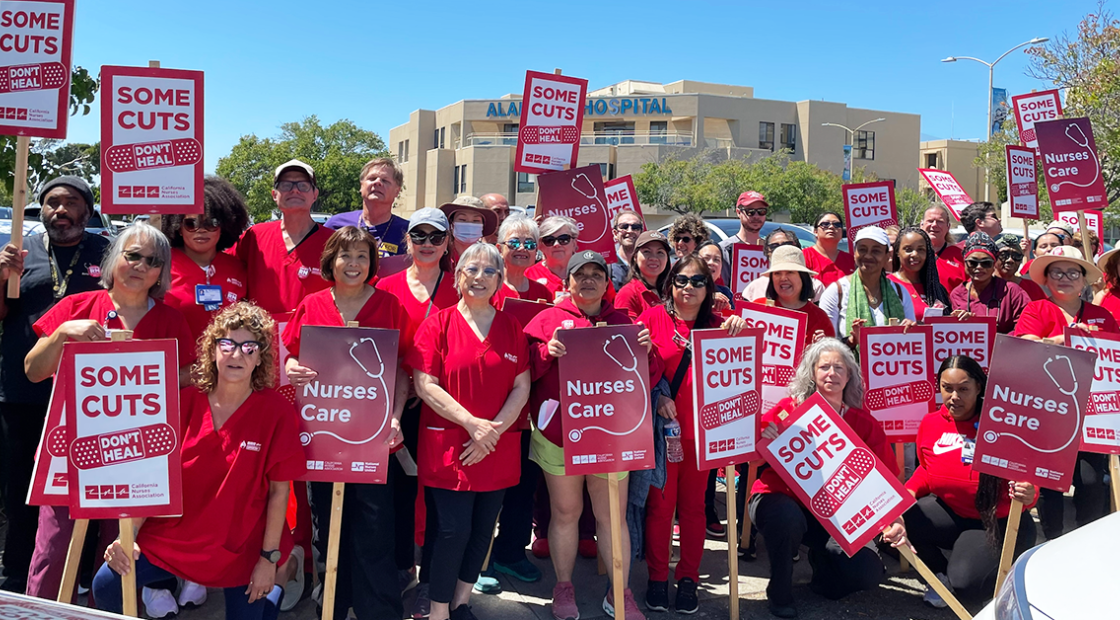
[45,234,85,300]
[1069,300,1086,327]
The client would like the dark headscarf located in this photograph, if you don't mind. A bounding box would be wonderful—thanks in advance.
[963,231,998,261]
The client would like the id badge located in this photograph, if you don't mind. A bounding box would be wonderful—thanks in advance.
[196,284,222,311]
[961,437,976,465]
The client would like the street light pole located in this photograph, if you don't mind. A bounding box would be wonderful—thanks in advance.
[822,118,885,182]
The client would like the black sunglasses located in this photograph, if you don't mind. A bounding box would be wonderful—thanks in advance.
[123,251,163,269]
[965,259,995,269]
[738,208,767,217]
[672,274,708,288]
[216,338,264,356]
[409,230,448,246]
[182,217,220,232]
[674,236,693,244]
[816,221,843,230]
[998,251,1024,262]
[615,223,643,232]
[541,234,573,247]
[767,241,797,252]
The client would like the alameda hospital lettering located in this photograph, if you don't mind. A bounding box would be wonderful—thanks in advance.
[486,97,675,118]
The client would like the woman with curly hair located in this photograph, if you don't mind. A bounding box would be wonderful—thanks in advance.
[667,214,709,260]
[94,302,306,620]
[888,227,949,318]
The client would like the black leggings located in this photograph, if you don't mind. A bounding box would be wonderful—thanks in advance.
[427,487,505,603]
[1037,451,1109,539]
[492,431,541,565]
[905,495,1037,600]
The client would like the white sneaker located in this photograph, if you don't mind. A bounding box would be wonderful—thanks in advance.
[142,587,179,619]
[923,572,952,609]
[280,546,306,612]
[176,581,207,608]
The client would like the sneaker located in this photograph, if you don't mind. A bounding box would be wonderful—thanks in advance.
[280,545,305,611]
[603,587,645,620]
[177,580,207,609]
[674,578,698,614]
[768,601,797,618]
[645,580,668,612]
[473,573,501,594]
[142,587,179,619]
[923,572,952,609]
[492,558,542,583]
[552,581,579,620]
[531,537,551,559]
[792,550,801,562]
[705,522,726,539]
[449,604,478,620]
[311,582,322,609]
[578,538,598,559]
[410,583,431,619]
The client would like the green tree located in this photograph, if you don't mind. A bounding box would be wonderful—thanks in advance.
[216,116,389,222]
[633,153,712,215]
[974,120,1055,223]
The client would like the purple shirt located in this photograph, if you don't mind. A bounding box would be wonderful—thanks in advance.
[324,211,410,257]
[949,276,1031,334]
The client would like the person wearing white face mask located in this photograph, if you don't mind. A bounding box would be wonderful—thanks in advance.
[441,196,498,268]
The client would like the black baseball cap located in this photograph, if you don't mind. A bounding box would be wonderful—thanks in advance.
[567,250,608,278]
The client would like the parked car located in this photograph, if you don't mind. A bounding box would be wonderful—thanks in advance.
[26,207,118,239]
[0,217,38,247]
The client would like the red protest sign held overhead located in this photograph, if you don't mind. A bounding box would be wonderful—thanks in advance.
[1035,117,1108,213]
[860,326,935,442]
[604,175,644,224]
[731,245,768,299]
[0,0,74,138]
[1005,145,1039,220]
[537,165,616,261]
[295,326,398,484]
[558,324,653,475]
[1065,328,1120,455]
[100,65,204,215]
[842,182,898,248]
[758,393,915,557]
[690,328,763,469]
[973,335,1096,491]
[738,301,807,412]
[514,70,587,174]
[1011,89,1062,155]
[918,169,972,220]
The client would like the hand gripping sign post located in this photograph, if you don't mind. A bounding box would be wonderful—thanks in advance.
[100,65,204,215]
[0,0,75,298]
[859,326,935,442]
[925,316,997,405]
[731,245,768,300]
[559,323,652,620]
[1064,328,1120,510]
[973,334,1096,593]
[918,169,973,220]
[757,394,971,619]
[1011,89,1062,156]
[842,181,898,248]
[514,70,587,175]
[537,165,617,261]
[690,327,762,619]
[604,175,644,226]
[738,301,807,412]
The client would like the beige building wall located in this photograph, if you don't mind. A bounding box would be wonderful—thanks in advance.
[918,139,996,205]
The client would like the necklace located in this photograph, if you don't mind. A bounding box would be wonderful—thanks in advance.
[46,234,85,300]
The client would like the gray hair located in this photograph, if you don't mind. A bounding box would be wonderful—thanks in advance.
[454,242,505,300]
[498,214,539,243]
[100,222,172,299]
[539,215,579,239]
[923,203,958,245]
[788,338,865,410]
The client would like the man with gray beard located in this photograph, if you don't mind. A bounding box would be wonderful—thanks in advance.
[0,176,107,594]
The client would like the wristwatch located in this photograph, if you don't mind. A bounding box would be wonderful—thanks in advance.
[260,549,281,564]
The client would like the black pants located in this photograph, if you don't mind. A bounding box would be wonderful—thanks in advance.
[1037,451,1109,539]
[704,470,718,525]
[905,495,1037,600]
[0,402,47,590]
[750,493,883,606]
[492,431,539,565]
[309,470,402,620]
[393,399,423,572]
[427,487,505,604]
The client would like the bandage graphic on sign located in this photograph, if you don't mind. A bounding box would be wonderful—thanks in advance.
[848,219,897,242]
[864,380,935,410]
[766,365,797,386]
[1049,123,1101,193]
[568,334,648,442]
[297,337,390,447]
[68,423,177,470]
[809,447,876,518]
[984,355,1082,453]
[699,391,761,430]
[46,426,69,457]
[103,138,203,173]
[569,173,609,243]
[519,126,580,145]
[0,62,67,93]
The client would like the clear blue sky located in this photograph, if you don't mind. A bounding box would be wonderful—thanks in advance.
[66,0,1100,172]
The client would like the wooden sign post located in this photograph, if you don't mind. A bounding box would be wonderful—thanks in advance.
[6,135,30,298]
[55,518,87,603]
[725,465,740,620]
[900,546,972,620]
[994,499,1024,595]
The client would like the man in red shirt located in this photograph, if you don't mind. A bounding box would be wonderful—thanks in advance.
[921,205,966,293]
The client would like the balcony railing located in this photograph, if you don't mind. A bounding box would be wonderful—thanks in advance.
[461,131,695,148]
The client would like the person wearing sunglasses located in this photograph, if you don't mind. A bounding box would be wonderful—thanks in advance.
[667,213,709,260]
[992,234,1047,302]
[887,227,950,319]
[639,255,745,614]
[325,158,410,258]
[441,196,499,268]
[743,229,823,303]
[492,214,550,312]
[95,302,305,620]
[920,205,967,295]
[756,246,835,346]
[616,231,672,321]
[526,216,613,304]
[957,202,1003,241]
[948,233,1031,334]
[803,212,855,288]
[610,209,645,291]
[717,191,769,284]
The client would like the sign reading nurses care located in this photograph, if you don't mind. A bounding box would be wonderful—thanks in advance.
[0,0,74,138]
[1035,117,1108,213]
[537,166,616,261]
[690,328,763,469]
[514,70,587,175]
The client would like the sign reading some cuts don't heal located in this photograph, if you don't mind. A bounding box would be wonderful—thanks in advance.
[514,70,587,174]
[690,327,763,469]
[1011,89,1062,155]
[1005,145,1039,220]
[738,301,807,413]
[731,245,768,298]
[860,326,935,442]
[918,169,973,220]
[1065,328,1120,455]
[0,0,75,138]
[604,175,644,224]
[842,182,898,248]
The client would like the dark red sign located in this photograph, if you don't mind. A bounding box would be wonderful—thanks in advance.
[690,328,763,469]
[1035,117,1109,213]
[514,71,587,174]
[1065,328,1120,455]
[0,0,74,139]
[538,165,616,261]
[501,297,552,329]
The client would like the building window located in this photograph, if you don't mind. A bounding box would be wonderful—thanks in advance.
[452,165,467,193]
[397,141,405,162]
[925,153,938,168]
[854,130,875,160]
[517,172,536,194]
[404,140,409,162]
[594,121,635,145]
[452,165,459,194]
[650,121,668,145]
[593,163,616,180]
[780,123,796,152]
[759,122,775,151]
[502,123,519,146]
[434,127,446,150]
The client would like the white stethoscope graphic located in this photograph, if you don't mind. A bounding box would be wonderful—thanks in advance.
[568,334,649,442]
[298,337,390,447]
[982,355,1080,453]
[570,173,608,243]
[1049,123,1101,193]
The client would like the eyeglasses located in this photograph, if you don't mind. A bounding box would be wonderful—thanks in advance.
[409,230,448,246]
[502,238,538,251]
[182,217,220,232]
[615,223,643,232]
[997,251,1023,263]
[275,180,313,193]
[216,338,264,356]
[122,251,163,269]
[672,274,708,289]
[462,265,500,278]
[674,236,693,244]
[541,234,573,247]
[965,259,995,269]
[737,208,767,218]
[1047,269,1084,282]
[816,221,843,230]
[767,241,797,252]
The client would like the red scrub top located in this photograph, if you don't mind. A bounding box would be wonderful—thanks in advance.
[887,274,939,319]
[526,261,616,303]
[233,221,333,314]
[935,244,967,294]
[138,386,307,588]
[803,247,855,288]
[406,306,529,492]
[490,278,552,311]
[1100,290,1120,323]
[1013,298,1120,338]
[282,287,408,360]
[615,278,662,321]
[34,290,196,368]
[1017,278,1048,302]
[748,299,836,347]
[164,249,248,343]
[376,269,459,352]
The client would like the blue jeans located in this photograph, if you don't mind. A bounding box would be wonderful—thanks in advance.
[92,554,279,620]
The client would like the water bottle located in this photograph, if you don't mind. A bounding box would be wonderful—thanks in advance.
[664,419,683,464]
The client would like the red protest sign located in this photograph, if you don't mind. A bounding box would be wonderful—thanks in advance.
[1,590,135,620]
[604,175,644,224]
[860,326,935,441]
[973,335,1096,492]
[514,70,587,174]
[1056,209,1104,258]
[558,324,653,475]
[1005,145,1039,220]
[502,297,552,329]
[689,328,763,468]
[757,393,915,557]
[295,326,398,484]
[925,316,996,406]
[918,169,972,219]
[1036,117,1108,213]
[1011,89,1062,155]
[738,301,807,412]
[538,166,616,261]
[842,182,898,247]
[731,245,768,298]
[27,362,71,506]
[65,339,182,519]
[1065,328,1120,455]
[0,0,74,138]
[100,65,204,215]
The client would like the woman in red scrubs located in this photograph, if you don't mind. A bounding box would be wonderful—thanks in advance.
[755,245,835,346]
[526,216,581,301]
[640,255,746,614]
[491,214,551,311]
[93,302,305,620]
[888,227,950,318]
[614,230,671,321]
[161,177,250,342]
[283,226,411,620]
[408,243,531,620]
[802,212,855,288]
